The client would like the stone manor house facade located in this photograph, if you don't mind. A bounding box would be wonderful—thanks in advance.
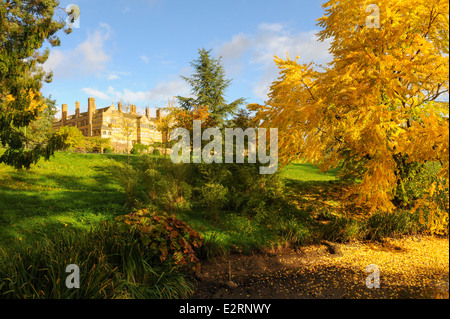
[52,97,164,152]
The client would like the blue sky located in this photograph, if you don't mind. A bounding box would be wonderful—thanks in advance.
[42,0,333,117]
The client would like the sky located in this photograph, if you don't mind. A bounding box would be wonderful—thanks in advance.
[42,0,333,118]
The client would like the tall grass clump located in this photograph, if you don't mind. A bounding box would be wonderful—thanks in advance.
[0,209,202,299]
[277,218,314,247]
[365,210,427,241]
[319,216,362,243]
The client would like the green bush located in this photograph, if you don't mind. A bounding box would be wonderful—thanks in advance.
[0,213,200,299]
[119,155,287,222]
[197,232,227,260]
[393,161,441,208]
[278,218,313,246]
[131,143,149,155]
[320,216,362,243]
[153,149,161,156]
[199,182,228,223]
[115,209,203,272]
[366,210,426,241]
[195,161,286,222]
[106,161,139,207]
[139,156,193,212]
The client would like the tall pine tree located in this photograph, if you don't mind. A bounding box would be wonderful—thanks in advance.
[177,48,245,125]
[0,0,69,169]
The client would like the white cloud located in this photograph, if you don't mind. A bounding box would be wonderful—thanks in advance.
[215,23,332,101]
[106,74,119,81]
[217,33,251,75]
[82,88,111,100]
[140,55,150,64]
[81,78,191,107]
[44,23,112,79]
[101,71,131,81]
[258,23,285,33]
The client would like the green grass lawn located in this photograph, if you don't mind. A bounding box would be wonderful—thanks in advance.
[0,151,340,252]
[281,162,339,182]
[0,151,132,250]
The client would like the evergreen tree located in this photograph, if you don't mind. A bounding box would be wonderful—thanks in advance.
[228,107,254,130]
[0,0,70,169]
[24,96,58,149]
[177,48,245,125]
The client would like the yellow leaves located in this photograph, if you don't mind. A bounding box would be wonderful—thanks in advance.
[250,0,449,219]
[2,89,46,114]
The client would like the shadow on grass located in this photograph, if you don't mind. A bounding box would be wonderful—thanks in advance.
[0,170,127,251]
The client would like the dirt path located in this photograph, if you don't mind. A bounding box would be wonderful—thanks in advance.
[192,235,449,299]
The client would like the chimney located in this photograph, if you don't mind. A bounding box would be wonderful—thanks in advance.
[118,102,122,113]
[131,105,136,114]
[62,104,68,126]
[88,97,95,136]
[88,97,96,113]
[145,107,150,119]
[156,108,161,119]
[75,101,80,125]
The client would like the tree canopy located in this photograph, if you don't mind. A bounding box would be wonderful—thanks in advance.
[249,0,449,216]
[0,0,69,169]
[177,48,245,125]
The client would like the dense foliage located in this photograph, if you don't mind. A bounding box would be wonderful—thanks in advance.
[0,210,201,299]
[249,0,449,233]
[0,0,70,169]
[177,48,245,125]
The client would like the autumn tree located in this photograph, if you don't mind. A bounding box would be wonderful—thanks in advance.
[55,126,85,150]
[23,96,58,149]
[0,0,70,169]
[87,137,111,154]
[177,48,245,125]
[112,102,138,164]
[249,0,449,224]
[155,100,177,157]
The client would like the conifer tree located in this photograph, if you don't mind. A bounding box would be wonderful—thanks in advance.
[0,0,69,169]
[177,48,245,125]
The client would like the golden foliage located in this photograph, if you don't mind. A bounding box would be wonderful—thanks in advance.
[249,0,449,222]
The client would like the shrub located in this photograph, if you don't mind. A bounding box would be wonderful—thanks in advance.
[366,210,426,240]
[115,209,203,272]
[320,216,362,242]
[199,182,228,223]
[393,161,441,208]
[106,161,139,207]
[278,218,313,246]
[131,143,149,155]
[153,148,161,156]
[197,232,227,260]
[139,156,193,212]
[195,161,286,222]
[0,216,200,299]
[111,153,288,224]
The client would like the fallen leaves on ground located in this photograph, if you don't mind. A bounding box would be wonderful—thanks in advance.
[193,235,449,299]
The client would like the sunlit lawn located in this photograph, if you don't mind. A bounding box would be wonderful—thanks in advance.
[0,151,131,250]
[0,151,339,252]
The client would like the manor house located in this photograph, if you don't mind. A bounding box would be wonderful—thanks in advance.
[52,97,164,152]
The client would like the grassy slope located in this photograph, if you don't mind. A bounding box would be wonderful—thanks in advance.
[0,152,131,249]
[0,151,338,252]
